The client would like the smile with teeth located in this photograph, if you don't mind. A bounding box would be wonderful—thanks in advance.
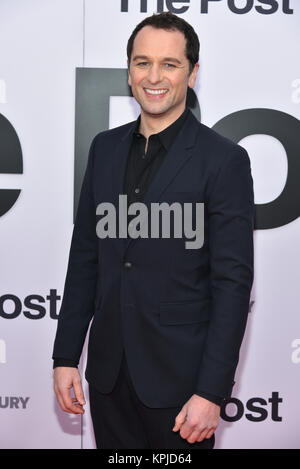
[145,88,168,95]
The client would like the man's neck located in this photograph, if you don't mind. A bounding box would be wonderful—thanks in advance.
[138,106,186,140]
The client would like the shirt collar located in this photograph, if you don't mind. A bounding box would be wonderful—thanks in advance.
[133,108,190,151]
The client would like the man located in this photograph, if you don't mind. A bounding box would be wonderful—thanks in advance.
[52,12,254,449]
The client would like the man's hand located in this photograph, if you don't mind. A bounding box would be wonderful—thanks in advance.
[173,394,220,443]
[53,367,86,415]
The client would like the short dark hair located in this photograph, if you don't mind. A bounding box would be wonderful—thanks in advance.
[127,12,200,74]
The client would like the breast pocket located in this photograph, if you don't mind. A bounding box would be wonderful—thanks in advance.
[159,298,211,325]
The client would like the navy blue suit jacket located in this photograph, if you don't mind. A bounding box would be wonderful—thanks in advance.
[52,110,254,407]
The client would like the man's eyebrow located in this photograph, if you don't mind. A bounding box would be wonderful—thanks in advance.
[132,55,182,64]
[163,57,182,64]
[132,55,149,62]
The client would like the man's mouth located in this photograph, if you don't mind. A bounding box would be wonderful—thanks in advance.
[144,88,168,96]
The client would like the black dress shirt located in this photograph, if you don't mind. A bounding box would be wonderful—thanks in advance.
[53,108,224,407]
[123,107,189,210]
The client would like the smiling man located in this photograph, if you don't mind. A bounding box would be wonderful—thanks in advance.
[52,12,254,449]
[127,23,198,134]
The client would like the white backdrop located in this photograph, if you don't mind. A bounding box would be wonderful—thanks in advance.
[0,0,299,449]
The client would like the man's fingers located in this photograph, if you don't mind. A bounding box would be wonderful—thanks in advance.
[55,389,69,413]
[204,428,215,440]
[55,388,79,414]
[186,428,203,444]
[73,378,86,406]
[173,395,219,443]
[195,428,209,443]
[60,388,84,414]
[54,368,85,415]
[179,418,198,439]
[173,407,187,432]
[195,427,215,442]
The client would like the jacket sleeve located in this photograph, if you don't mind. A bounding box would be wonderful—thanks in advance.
[195,145,254,399]
[52,136,99,364]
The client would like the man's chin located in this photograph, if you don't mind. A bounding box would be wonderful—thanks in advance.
[140,104,172,118]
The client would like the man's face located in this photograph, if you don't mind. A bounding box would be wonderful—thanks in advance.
[128,26,198,121]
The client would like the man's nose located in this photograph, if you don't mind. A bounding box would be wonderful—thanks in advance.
[147,64,163,84]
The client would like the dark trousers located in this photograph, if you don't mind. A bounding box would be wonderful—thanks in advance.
[89,350,215,449]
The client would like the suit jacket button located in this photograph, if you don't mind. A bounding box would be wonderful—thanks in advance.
[124,261,132,269]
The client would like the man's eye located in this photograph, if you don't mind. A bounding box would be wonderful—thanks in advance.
[137,62,149,66]
[165,63,176,68]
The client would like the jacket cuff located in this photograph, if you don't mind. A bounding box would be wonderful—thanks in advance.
[194,391,225,407]
[53,358,78,369]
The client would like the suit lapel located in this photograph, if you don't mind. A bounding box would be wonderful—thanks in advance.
[111,120,136,208]
[142,111,198,206]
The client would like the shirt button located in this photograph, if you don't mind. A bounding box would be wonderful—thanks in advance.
[134,188,140,194]
[124,261,132,269]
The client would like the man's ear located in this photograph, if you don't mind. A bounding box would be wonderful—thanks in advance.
[188,63,199,89]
